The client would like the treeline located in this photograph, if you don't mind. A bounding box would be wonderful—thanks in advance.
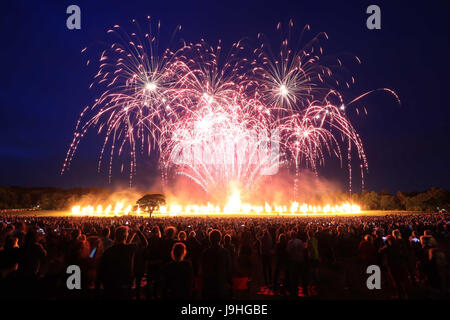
[352,187,450,211]
[0,186,108,210]
[0,186,449,212]
[299,187,450,211]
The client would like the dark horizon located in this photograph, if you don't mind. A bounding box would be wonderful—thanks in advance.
[1,0,449,194]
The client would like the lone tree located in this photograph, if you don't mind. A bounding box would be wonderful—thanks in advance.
[136,194,166,217]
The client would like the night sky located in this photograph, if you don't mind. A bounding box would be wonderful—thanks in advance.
[0,0,449,193]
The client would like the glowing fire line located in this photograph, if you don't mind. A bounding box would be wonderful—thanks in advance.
[71,188,361,216]
[71,202,361,216]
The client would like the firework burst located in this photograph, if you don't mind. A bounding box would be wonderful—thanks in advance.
[62,17,182,184]
[63,18,399,198]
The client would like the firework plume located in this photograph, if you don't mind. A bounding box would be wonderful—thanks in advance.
[63,18,399,198]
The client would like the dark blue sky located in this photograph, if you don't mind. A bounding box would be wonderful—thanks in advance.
[0,0,449,193]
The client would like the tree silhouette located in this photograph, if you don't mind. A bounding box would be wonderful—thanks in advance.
[136,194,166,217]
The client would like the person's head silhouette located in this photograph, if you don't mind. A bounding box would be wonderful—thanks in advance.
[209,229,222,246]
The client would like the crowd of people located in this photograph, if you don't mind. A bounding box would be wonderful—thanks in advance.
[0,212,448,299]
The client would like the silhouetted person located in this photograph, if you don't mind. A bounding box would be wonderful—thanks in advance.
[359,234,378,266]
[12,222,26,246]
[0,236,20,270]
[19,229,47,277]
[17,229,47,298]
[160,226,176,263]
[186,231,202,276]
[201,229,231,299]
[0,236,21,299]
[162,242,194,299]
[259,230,273,286]
[273,233,288,293]
[98,226,147,299]
[223,234,236,274]
[178,231,187,243]
[237,227,252,275]
[133,225,149,300]
[101,227,113,251]
[146,226,163,299]
[307,230,320,284]
[380,235,409,299]
[420,235,447,297]
[286,231,307,297]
